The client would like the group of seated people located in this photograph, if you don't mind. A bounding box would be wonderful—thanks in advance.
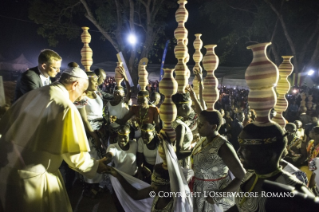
[69,68,319,212]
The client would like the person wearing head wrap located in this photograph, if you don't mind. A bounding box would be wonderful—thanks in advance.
[104,68,131,144]
[188,86,245,212]
[230,123,314,212]
[73,72,108,198]
[117,90,160,133]
[0,67,109,212]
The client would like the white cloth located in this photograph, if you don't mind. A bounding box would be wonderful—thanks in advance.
[172,119,193,169]
[85,92,104,121]
[107,141,138,176]
[107,99,129,128]
[110,169,154,212]
[137,138,157,165]
[109,138,193,212]
[312,158,319,188]
[0,82,98,212]
[162,139,193,212]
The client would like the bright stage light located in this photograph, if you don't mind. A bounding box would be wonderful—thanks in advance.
[308,70,315,76]
[127,34,137,45]
[293,89,297,94]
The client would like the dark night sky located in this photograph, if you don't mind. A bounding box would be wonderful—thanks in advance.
[0,0,209,69]
[0,0,120,68]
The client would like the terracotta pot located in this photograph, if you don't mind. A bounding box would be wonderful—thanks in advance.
[245,42,279,125]
[159,68,178,143]
[192,34,203,99]
[138,65,148,91]
[80,27,93,72]
[273,56,293,128]
[202,44,219,111]
[115,62,124,87]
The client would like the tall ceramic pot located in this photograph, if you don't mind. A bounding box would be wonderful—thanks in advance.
[245,42,279,125]
[81,27,93,72]
[159,68,178,143]
[202,44,219,111]
[273,56,294,128]
[115,62,124,87]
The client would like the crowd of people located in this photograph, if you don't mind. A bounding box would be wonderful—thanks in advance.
[1,49,319,212]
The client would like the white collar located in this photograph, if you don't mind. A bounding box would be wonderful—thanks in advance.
[38,67,49,79]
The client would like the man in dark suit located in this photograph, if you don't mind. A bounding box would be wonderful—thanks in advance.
[14,49,62,102]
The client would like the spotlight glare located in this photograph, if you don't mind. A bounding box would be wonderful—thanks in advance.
[308,70,315,76]
[127,34,137,45]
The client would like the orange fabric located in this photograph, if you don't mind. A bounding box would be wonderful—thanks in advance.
[130,105,159,125]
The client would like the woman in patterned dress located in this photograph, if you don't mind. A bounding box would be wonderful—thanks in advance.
[192,110,245,212]
[75,72,107,198]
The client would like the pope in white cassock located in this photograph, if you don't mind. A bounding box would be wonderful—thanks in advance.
[0,67,108,212]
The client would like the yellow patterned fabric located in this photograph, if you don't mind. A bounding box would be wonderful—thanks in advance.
[0,83,90,154]
[238,137,277,145]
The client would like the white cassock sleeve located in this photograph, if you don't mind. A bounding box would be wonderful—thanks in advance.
[62,152,99,179]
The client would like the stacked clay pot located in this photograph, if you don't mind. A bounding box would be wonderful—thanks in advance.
[300,93,306,107]
[81,27,93,72]
[138,65,149,91]
[202,44,219,111]
[174,0,189,93]
[245,42,279,125]
[273,56,294,128]
[192,34,203,100]
[115,62,124,87]
[159,68,178,143]
[307,95,313,110]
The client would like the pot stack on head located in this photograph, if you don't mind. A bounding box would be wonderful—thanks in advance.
[273,56,294,128]
[202,44,219,111]
[192,34,203,100]
[81,27,93,72]
[174,0,189,94]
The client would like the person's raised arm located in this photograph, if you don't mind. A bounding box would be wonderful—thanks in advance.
[106,166,153,200]
[187,85,203,115]
[118,67,131,103]
[195,71,206,110]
